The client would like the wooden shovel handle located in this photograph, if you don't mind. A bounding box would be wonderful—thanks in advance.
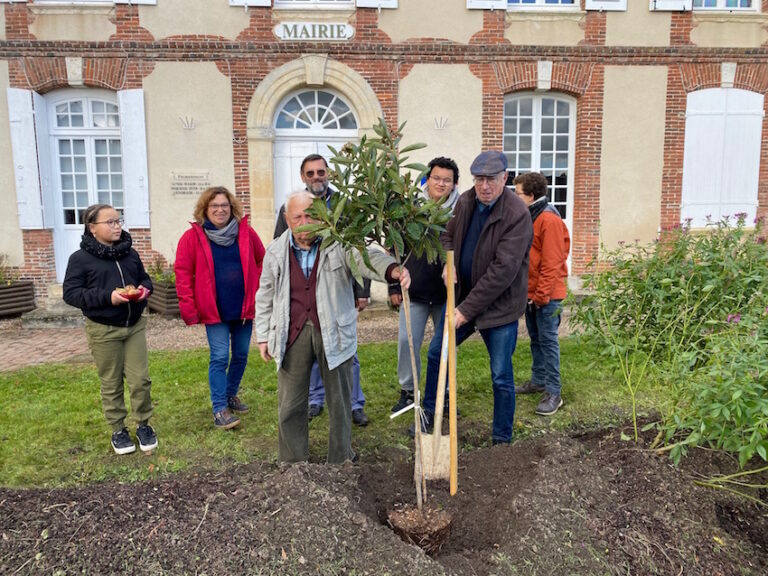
[446,251,458,495]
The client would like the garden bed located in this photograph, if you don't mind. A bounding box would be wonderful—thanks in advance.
[1,423,766,575]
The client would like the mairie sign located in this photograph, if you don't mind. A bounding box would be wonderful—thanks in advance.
[274,22,355,41]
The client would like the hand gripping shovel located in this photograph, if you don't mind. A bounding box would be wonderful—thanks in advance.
[421,251,457,481]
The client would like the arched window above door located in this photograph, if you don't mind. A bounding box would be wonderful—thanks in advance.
[275,89,358,132]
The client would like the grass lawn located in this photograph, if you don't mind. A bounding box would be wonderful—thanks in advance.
[0,337,668,488]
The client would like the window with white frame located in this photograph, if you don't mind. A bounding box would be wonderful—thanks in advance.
[274,0,354,9]
[693,0,755,10]
[681,88,763,227]
[275,89,358,132]
[503,93,575,223]
[507,0,578,9]
[49,95,123,225]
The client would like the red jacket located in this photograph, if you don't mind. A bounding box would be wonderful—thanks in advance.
[528,209,570,306]
[175,216,265,325]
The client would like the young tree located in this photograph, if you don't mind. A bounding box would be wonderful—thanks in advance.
[301,118,451,509]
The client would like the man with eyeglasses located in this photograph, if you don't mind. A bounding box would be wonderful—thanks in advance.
[389,157,461,415]
[273,154,371,427]
[419,151,532,445]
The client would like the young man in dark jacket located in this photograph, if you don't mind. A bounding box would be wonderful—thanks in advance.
[420,151,532,445]
[389,157,460,413]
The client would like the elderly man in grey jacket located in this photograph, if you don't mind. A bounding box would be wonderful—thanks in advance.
[256,191,410,464]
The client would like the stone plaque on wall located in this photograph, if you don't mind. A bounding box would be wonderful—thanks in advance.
[171,171,211,197]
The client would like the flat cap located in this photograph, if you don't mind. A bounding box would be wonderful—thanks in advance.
[470,150,508,176]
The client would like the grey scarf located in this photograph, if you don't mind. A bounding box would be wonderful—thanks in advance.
[204,217,239,247]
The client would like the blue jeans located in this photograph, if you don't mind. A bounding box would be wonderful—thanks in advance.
[397,301,444,393]
[525,299,563,396]
[205,319,253,413]
[424,305,519,443]
[308,354,365,410]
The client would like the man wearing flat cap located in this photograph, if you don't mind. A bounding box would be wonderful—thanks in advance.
[419,150,532,445]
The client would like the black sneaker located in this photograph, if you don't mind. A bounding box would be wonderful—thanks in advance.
[111,428,136,455]
[516,380,546,395]
[391,390,414,413]
[352,408,369,427]
[214,408,241,430]
[136,423,158,452]
[536,393,564,416]
[308,404,323,421]
[227,395,249,414]
[407,411,434,439]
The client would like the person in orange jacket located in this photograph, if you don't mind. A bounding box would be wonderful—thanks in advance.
[513,172,570,416]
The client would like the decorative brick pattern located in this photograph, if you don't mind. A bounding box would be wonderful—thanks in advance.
[20,230,56,301]
[3,2,34,41]
[581,10,606,47]
[679,63,720,92]
[670,11,694,46]
[660,66,687,230]
[571,64,603,272]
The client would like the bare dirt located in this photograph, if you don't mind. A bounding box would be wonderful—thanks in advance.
[2,424,766,575]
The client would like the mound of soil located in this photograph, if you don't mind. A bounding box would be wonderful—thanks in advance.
[2,426,766,575]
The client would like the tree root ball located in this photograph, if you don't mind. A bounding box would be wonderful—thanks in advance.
[387,504,452,556]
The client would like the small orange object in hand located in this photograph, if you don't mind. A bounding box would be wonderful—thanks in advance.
[115,285,144,301]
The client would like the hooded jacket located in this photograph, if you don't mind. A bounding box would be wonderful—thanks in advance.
[63,231,152,327]
[175,215,265,326]
[388,185,460,305]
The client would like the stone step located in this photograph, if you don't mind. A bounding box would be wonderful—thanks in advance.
[22,306,84,329]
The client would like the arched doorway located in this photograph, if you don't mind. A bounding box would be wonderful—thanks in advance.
[272,88,359,224]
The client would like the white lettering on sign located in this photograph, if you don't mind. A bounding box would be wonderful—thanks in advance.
[171,171,211,197]
[274,22,354,41]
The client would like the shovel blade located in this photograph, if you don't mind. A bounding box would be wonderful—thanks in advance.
[420,434,451,480]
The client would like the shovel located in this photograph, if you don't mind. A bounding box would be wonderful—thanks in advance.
[421,251,456,480]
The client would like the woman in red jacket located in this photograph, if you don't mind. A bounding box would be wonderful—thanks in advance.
[175,186,265,430]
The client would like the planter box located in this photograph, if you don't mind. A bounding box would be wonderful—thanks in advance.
[0,280,36,318]
[147,281,180,318]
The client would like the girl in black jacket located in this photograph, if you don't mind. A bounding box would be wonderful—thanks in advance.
[63,204,157,455]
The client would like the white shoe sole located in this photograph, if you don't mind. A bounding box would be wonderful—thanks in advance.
[536,398,564,416]
[112,443,137,455]
[139,440,158,452]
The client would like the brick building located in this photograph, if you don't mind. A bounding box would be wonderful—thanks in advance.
[1,0,766,306]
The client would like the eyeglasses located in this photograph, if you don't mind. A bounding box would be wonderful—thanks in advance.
[472,173,504,185]
[304,169,326,178]
[209,203,231,210]
[429,175,454,186]
[94,218,124,228]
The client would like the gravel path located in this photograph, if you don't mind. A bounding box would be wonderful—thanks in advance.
[0,306,573,372]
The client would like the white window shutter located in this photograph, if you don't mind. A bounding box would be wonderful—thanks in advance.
[681,91,724,227]
[721,90,763,222]
[32,92,55,229]
[7,88,44,230]
[586,0,626,11]
[357,0,397,7]
[649,0,692,11]
[229,0,271,6]
[118,89,150,228]
[467,0,506,10]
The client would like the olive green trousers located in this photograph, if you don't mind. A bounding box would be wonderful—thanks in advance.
[85,316,153,432]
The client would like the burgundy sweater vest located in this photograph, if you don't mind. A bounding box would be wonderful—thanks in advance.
[287,249,321,349]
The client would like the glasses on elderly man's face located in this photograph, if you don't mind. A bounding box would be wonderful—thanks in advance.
[94,218,124,228]
[472,173,504,186]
